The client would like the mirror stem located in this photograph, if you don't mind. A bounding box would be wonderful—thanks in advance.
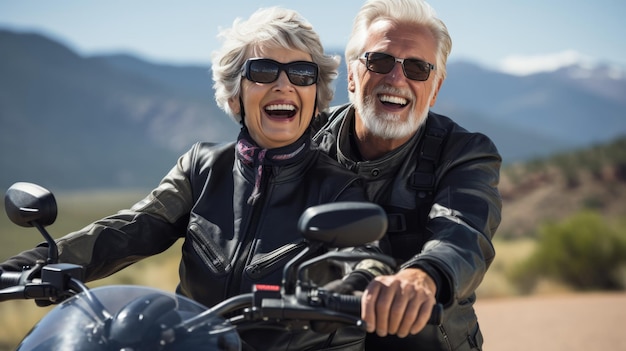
[32,221,58,264]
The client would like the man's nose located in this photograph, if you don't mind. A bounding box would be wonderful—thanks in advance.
[385,61,406,81]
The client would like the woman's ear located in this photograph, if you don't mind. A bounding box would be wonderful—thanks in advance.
[228,96,240,115]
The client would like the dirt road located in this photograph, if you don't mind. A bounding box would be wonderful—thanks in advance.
[475,292,626,350]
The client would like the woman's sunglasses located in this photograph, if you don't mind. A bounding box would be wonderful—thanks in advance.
[360,52,436,81]
[242,58,319,86]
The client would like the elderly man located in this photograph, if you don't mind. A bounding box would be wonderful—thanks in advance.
[313,0,502,349]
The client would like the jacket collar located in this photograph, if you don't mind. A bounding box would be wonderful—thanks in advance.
[334,105,426,180]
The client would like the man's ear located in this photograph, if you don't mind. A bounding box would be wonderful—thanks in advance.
[429,78,444,107]
[347,68,356,93]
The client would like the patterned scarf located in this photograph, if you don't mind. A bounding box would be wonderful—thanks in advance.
[236,128,311,205]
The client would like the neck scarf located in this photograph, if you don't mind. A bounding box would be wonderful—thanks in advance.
[236,128,311,205]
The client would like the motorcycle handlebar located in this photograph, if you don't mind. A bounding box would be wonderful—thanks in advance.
[0,263,86,303]
[0,270,22,290]
[319,290,443,326]
[179,286,443,337]
[219,286,443,330]
[0,270,36,302]
[2,267,444,329]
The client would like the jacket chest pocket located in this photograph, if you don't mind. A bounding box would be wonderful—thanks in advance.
[188,222,231,276]
[244,242,306,280]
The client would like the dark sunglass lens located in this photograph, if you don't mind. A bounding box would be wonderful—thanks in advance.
[367,53,396,74]
[287,63,318,86]
[248,60,280,83]
[404,59,430,81]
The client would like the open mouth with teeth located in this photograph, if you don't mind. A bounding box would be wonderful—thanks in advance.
[379,94,408,108]
[264,104,298,119]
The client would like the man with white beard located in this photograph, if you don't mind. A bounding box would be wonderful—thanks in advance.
[313,0,502,349]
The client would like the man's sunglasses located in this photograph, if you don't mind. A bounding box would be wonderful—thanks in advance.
[242,58,319,86]
[360,52,436,81]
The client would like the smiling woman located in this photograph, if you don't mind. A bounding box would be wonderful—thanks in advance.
[230,47,319,149]
[0,6,391,351]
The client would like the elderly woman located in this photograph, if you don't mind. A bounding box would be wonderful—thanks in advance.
[1,7,385,351]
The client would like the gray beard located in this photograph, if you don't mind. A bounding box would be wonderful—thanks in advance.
[355,94,428,140]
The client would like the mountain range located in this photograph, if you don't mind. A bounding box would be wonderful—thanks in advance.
[1,29,625,190]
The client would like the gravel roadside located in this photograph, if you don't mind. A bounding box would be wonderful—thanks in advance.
[475,292,626,350]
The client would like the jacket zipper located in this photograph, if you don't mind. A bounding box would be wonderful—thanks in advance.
[439,324,453,351]
[227,166,271,296]
[244,241,306,280]
[188,222,229,275]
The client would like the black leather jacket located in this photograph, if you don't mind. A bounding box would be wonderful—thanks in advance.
[2,140,380,350]
[313,104,502,351]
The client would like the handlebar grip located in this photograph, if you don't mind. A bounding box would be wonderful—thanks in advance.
[0,270,23,289]
[325,292,361,315]
[326,292,444,325]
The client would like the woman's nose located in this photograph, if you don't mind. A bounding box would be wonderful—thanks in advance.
[273,71,295,90]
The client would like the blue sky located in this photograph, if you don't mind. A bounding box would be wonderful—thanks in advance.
[1,1,624,75]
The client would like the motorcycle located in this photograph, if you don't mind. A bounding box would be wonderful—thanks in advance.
[0,182,442,350]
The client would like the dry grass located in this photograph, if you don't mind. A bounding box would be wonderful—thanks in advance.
[477,238,538,298]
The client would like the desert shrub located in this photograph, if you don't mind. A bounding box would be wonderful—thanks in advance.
[510,211,626,293]
[551,154,580,188]
[582,195,606,211]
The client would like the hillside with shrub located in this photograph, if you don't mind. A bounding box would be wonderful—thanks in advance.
[498,135,626,239]
[481,136,626,297]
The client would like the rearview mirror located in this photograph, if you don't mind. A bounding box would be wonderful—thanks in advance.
[5,182,58,228]
[298,202,387,248]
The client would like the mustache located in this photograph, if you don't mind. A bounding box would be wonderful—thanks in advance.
[372,85,415,101]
